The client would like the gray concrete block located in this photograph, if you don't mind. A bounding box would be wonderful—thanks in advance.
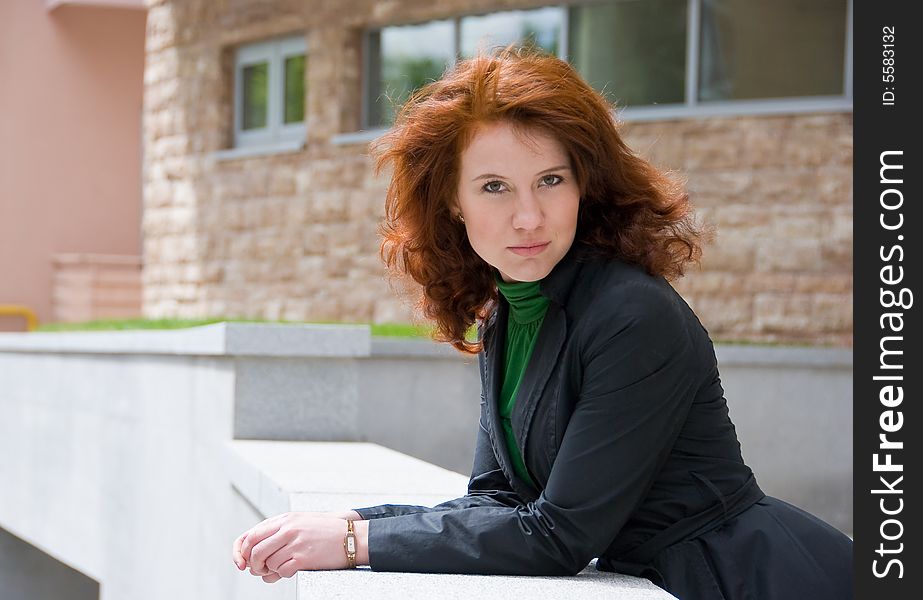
[225,323,370,357]
[358,351,481,475]
[0,526,99,600]
[0,350,240,600]
[718,360,852,533]
[234,358,361,441]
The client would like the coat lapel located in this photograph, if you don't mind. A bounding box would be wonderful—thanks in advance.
[483,244,587,497]
[510,244,586,489]
[482,304,511,474]
[511,300,567,468]
[483,301,539,499]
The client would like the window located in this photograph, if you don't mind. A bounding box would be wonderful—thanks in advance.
[568,0,687,107]
[364,7,566,129]
[362,0,851,128]
[365,20,455,127]
[459,7,565,58]
[234,35,306,149]
[698,0,847,102]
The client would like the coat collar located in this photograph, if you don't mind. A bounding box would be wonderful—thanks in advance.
[540,241,592,306]
[482,242,590,498]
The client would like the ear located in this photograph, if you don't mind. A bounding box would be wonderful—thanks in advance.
[448,199,465,222]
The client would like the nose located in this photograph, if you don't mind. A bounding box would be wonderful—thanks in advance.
[511,190,544,231]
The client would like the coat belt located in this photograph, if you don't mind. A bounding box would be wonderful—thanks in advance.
[611,474,765,566]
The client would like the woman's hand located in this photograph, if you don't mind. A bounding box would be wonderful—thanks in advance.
[232,511,365,582]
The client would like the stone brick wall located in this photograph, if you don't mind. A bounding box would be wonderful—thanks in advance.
[52,254,143,323]
[141,0,852,346]
[635,114,853,347]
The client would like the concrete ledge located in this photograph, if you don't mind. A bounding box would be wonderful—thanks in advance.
[372,339,854,368]
[714,344,851,369]
[370,337,464,359]
[0,322,371,357]
[0,323,849,367]
[297,564,672,599]
[227,441,674,599]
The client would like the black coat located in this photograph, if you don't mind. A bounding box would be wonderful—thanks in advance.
[354,245,852,599]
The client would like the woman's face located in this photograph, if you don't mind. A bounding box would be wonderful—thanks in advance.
[455,121,580,283]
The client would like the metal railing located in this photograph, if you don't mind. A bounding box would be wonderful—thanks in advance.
[0,305,38,331]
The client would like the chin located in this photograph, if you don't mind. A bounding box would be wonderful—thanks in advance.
[500,262,555,283]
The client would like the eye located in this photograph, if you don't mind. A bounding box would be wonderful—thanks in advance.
[539,174,563,187]
[483,180,507,194]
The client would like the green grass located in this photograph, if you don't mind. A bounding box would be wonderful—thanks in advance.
[36,318,434,339]
[37,318,232,332]
[367,322,433,338]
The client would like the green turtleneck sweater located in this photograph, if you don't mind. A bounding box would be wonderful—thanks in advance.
[495,274,550,488]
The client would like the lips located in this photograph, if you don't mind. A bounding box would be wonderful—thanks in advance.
[508,242,550,257]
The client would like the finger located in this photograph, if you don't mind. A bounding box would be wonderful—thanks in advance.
[262,573,282,583]
[249,563,273,577]
[249,532,290,574]
[276,557,301,579]
[265,543,296,573]
[233,533,247,569]
[240,521,283,563]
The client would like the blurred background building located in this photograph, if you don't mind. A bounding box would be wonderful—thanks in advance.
[2,0,852,345]
[0,0,147,332]
[138,0,853,347]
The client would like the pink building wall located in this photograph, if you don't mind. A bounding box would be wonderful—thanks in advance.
[0,1,146,331]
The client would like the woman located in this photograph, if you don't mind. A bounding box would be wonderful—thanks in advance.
[233,48,852,598]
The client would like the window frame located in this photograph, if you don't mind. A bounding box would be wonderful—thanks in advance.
[356,0,852,135]
[233,34,307,150]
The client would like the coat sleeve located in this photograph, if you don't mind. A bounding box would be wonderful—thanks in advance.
[353,391,524,520]
[364,283,701,575]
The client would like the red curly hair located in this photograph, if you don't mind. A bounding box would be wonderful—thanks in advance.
[373,47,710,354]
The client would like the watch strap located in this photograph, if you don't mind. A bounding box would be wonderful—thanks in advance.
[344,520,357,568]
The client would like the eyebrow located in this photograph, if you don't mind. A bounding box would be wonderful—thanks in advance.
[471,165,571,182]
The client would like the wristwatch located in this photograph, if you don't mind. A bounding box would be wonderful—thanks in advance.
[344,520,357,568]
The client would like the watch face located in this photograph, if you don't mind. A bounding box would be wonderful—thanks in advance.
[347,537,356,553]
